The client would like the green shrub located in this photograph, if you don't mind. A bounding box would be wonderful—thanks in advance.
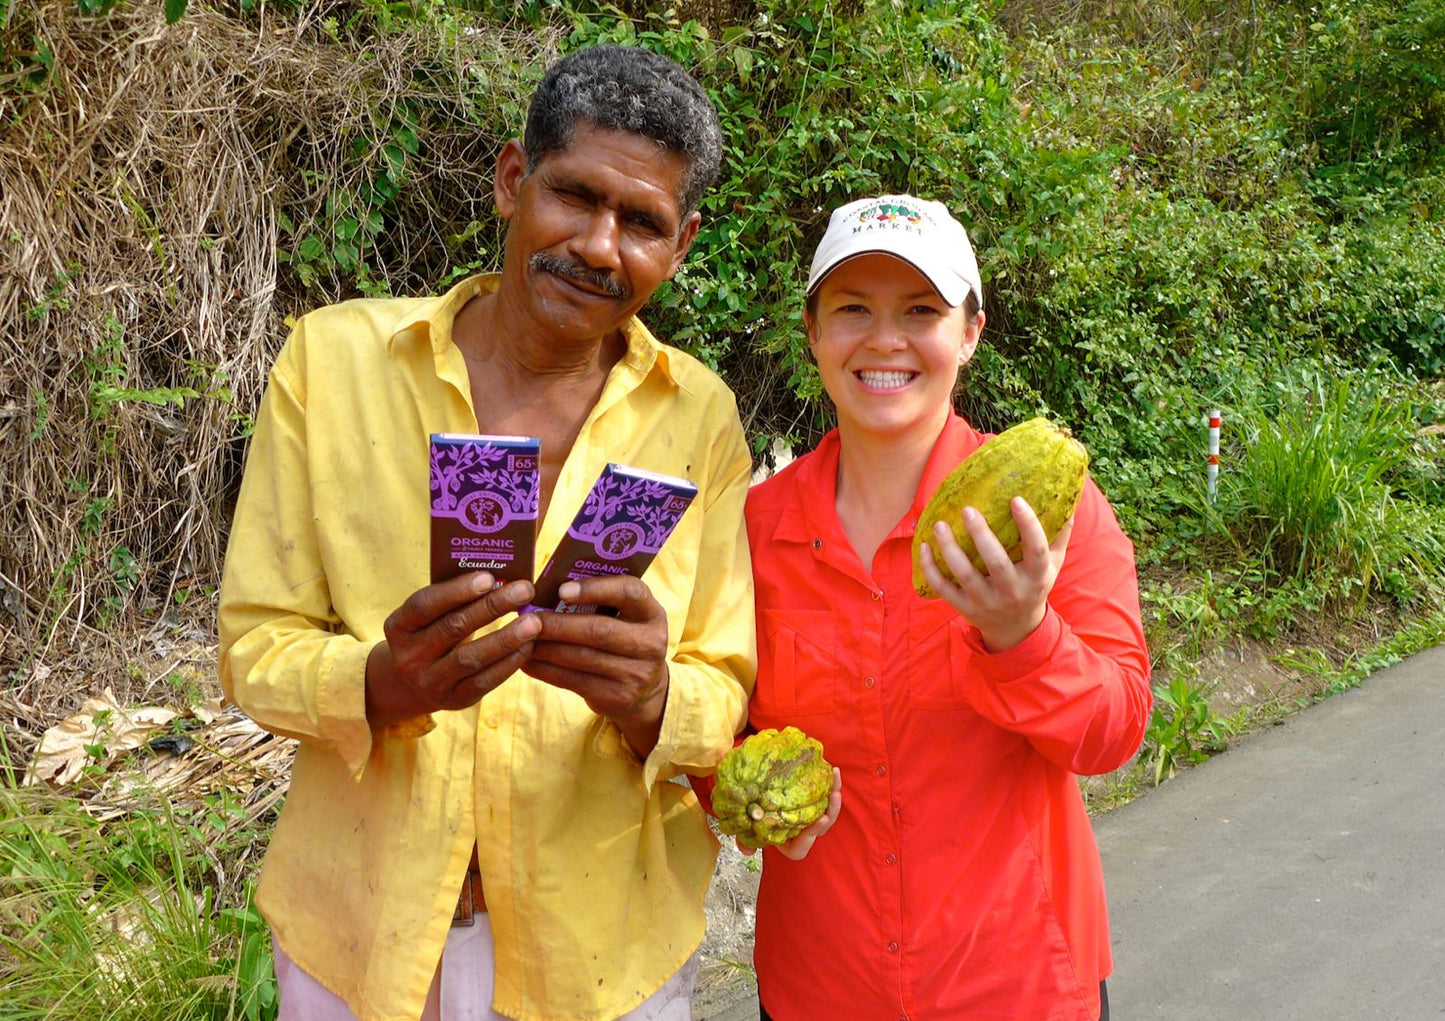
[1200,364,1445,599]
[1271,0,1445,168]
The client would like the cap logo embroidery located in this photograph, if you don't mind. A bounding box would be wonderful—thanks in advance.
[852,200,930,235]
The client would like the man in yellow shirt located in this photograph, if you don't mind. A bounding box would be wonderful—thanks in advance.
[218,44,755,1021]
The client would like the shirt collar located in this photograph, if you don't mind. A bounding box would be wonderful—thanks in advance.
[771,413,989,546]
[382,272,679,386]
[772,429,841,546]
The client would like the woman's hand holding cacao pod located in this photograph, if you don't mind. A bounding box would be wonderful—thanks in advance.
[713,727,839,855]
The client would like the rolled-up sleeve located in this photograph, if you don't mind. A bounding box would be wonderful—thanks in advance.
[958,479,1153,776]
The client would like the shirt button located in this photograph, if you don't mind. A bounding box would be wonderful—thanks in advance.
[864,676,876,689]
[484,716,500,729]
[871,589,882,601]
[875,764,887,778]
[812,537,823,550]
[885,852,898,865]
[887,940,900,954]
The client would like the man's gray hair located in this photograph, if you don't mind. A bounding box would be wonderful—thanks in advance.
[524,44,723,217]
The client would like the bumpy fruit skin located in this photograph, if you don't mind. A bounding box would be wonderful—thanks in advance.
[912,417,1088,598]
[713,727,833,850]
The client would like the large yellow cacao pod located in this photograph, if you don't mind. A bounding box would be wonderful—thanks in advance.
[912,417,1088,598]
[713,727,832,850]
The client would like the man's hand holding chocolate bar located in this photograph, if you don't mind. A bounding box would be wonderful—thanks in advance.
[363,572,543,728]
[363,569,676,759]
[522,576,672,758]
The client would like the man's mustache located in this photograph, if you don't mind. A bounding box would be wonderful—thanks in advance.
[530,252,627,300]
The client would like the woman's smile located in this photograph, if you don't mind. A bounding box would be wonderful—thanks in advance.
[855,368,918,390]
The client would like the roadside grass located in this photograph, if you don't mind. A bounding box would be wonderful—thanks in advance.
[1277,607,1445,701]
[1129,364,1445,788]
[1202,366,1445,599]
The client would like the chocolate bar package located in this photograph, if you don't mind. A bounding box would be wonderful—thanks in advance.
[525,464,698,614]
[429,434,540,584]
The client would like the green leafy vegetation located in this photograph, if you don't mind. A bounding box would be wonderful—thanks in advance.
[1202,366,1445,597]
[1139,674,1238,785]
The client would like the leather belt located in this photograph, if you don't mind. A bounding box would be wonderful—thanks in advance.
[452,847,485,926]
[452,867,486,926]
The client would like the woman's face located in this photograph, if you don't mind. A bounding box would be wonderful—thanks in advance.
[807,253,983,445]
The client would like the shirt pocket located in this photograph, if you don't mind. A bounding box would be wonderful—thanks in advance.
[753,609,837,717]
[907,601,971,710]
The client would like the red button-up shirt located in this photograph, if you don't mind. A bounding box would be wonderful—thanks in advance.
[742,415,1152,1020]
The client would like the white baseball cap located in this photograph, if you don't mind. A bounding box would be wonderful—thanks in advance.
[806,194,983,310]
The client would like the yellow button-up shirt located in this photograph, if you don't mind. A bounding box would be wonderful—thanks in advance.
[218,274,755,1021]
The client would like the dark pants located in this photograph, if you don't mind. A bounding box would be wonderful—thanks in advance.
[758,980,1109,1020]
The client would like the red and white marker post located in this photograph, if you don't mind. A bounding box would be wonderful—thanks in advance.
[1207,409,1221,504]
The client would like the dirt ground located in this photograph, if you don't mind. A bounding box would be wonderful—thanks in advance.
[695,821,764,1015]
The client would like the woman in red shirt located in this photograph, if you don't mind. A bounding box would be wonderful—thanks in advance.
[740,194,1152,1020]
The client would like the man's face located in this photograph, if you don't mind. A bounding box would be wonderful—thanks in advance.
[494,122,701,345]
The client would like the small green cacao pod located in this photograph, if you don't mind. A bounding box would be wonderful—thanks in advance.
[912,417,1088,598]
[712,726,833,850]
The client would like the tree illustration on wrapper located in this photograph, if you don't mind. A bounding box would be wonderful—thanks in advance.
[431,442,492,512]
[638,490,686,547]
[482,459,539,514]
[430,441,538,516]
[575,476,683,544]
[578,474,641,537]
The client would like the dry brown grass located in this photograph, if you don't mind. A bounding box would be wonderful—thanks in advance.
[1,1,556,715]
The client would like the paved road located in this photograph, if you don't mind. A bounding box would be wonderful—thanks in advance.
[1098,642,1445,1019]
[699,643,1445,1020]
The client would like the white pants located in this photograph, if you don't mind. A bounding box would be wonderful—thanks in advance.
[273,914,697,1021]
